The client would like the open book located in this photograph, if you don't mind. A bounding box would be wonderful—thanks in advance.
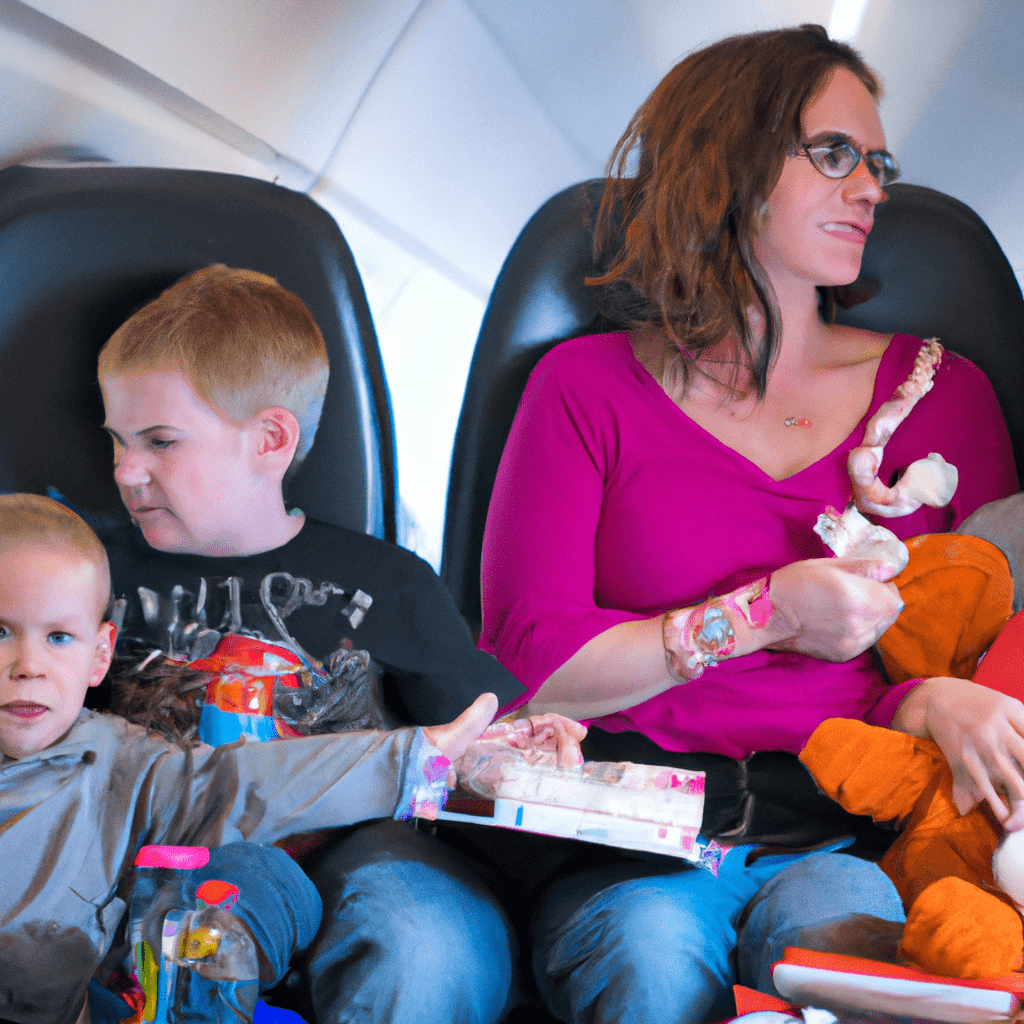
[770,948,1024,1023]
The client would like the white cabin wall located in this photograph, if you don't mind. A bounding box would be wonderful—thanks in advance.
[0,1,278,178]
[892,0,1024,283]
[312,0,601,563]
[17,0,421,177]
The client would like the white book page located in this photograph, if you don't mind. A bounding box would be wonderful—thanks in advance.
[772,963,1018,1024]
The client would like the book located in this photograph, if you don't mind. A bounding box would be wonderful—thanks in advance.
[771,947,1023,1023]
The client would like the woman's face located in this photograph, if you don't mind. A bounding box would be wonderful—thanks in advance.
[753,66,888,297]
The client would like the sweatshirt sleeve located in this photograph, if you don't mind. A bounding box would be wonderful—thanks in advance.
[142,726,446,848]
[479,341,649,705]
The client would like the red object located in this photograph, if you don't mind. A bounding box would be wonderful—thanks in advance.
[196,879,239,908]
[731,984,798,1013]
[973,608,1024,701]
[189,634,305,738]
[779,947,1024,994]
[133,845,210,870]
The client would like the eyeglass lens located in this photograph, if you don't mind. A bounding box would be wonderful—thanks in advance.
[805,139,900,187]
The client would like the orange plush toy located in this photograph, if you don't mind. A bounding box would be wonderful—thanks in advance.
[876,532,1014,685]
[800,716,1024,979]
[799,498,1024,978]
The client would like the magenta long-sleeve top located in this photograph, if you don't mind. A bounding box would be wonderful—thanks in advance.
[480,332,1018,758]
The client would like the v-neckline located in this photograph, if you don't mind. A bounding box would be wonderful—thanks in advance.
[626,333,902,484]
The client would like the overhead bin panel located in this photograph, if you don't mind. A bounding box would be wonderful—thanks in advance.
[18,0,420,173]
[322,0,597,295]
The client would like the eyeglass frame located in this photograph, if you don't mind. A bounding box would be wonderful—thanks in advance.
[789,132,901,188]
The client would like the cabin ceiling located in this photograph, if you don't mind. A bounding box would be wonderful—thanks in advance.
[5,0,1021,284]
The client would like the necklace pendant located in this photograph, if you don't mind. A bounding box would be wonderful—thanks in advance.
[784,417,812,428]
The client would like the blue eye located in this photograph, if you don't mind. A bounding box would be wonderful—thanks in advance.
[47,631,73,645]
[0,625,8,641]
[149,437,175,451]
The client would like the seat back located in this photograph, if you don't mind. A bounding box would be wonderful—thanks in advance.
[0,164,396,541]
[441,179,1024,634]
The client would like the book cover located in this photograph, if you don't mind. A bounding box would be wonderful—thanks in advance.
[772,947,1022,1023]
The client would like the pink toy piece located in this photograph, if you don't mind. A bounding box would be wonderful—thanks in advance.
[195,879,239,909]
[133,845,211,870]
[847,339,958,518]
[663,576,774,682]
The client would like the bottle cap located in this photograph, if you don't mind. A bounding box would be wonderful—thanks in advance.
[133,844,211,869]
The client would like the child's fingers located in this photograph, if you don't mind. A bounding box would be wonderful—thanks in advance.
[952,757,1008,822]
[1004,797,1024,832]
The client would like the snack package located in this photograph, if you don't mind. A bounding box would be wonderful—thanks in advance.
[430,719,713,865]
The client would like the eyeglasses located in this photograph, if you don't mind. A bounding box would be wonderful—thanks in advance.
[791,133,901,188]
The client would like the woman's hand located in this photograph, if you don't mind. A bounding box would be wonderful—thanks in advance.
[892,677,1024,830]
[768,556,904,661]
[516,710,588,769]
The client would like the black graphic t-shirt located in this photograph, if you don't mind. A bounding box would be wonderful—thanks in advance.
[101,518,523,726]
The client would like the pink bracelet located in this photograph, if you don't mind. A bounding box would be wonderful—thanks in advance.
[662,576,774,684]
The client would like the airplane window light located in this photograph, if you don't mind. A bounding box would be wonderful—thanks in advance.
[377,270,484,572]
[328,203,485,571]
[827,0,870,41]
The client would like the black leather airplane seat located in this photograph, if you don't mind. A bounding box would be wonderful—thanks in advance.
[441,178,1024,635]
[0,163,396,541]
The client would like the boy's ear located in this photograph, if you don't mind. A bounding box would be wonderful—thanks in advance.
[89,622,116,688]
[253,407,301,472]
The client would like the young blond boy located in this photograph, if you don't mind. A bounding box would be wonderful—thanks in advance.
[0,493,500,1024]
[94,266,547,1024]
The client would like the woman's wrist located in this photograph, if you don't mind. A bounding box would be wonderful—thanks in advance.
[662,576,780,683]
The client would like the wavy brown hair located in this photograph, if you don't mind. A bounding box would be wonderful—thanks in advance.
[589,24,880,397]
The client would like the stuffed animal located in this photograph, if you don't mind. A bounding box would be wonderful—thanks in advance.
[875,530,1015,684]
[802,361,1024,981]
[798,487,1024,981]
[800,715,1024,979]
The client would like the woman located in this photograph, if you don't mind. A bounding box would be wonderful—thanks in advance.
[480,25,1021,1024]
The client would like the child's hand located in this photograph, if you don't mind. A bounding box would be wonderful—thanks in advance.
[483,712,588,769]
[421,693,500,779]
[447,711,588,798]
[896,676,1024,827]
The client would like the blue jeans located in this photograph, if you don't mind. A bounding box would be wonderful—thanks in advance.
[304,819,516,1024]
[531,841,905,1024]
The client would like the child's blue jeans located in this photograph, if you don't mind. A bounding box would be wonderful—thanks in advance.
[304,819,516,1024]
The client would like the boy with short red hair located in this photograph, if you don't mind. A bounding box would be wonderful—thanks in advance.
[97,266,540,1023]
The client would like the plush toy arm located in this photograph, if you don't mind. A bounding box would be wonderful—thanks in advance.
[800,718,946,821]
[901,875,1023,979]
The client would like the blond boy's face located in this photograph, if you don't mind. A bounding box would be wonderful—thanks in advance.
[0,545,113,760]
[101,369,263,557]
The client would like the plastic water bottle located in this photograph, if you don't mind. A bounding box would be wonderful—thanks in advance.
[128,845,259,1022]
